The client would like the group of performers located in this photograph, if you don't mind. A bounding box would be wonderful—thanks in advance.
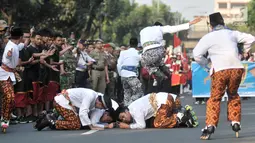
[34,88,199,131]
[1,12,255,141]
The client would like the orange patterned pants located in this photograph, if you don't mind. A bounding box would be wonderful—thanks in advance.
[206,69,243,126]
[0,79,15,121]
[153,95,179,128]
[55,103,81,130]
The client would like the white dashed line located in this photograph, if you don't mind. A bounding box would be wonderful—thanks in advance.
[81,130,99,135]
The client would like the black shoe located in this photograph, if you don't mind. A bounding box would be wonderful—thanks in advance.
[34,111,47,129]
[200,126,215,140]
[36,117,51,131]
[25,115,34,123]
[232,123,241,138]
[18,116,28,124]
[46,114,56,130]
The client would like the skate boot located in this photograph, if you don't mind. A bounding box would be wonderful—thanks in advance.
[1,119,10,133]
[200,126,215,140]
[184,105,199,127]
[231,122,241,138]
[36,114,56,131]
[34,110,47,129]
[176,105,199,128]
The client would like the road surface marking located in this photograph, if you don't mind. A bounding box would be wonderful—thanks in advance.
[81,130,99,135]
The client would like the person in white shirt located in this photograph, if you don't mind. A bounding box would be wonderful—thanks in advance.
[115,92,198,129]
[140,18,201,86]
[89,98,119,129]
[35,88,112,131]
[117,38,143,106]
[0,27,25,132]
[193,12,255,140]
[74,39,95,88]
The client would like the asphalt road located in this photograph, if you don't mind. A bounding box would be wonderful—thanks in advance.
[1,93,255,143]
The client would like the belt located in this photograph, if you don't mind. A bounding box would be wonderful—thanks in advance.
[58,89,78,116]
[92,67,104,71]
[121,66,137,72]
[142,41,160,48]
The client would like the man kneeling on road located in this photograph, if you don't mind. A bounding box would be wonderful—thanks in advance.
[34,88,113,130]
[115,92,199,129]
[89,97,119,129]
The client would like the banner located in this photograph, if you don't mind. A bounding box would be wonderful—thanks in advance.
[192,61,255,98]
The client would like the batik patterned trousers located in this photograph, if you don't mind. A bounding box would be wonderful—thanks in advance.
[121,77,144,106]
[153,95,180,128]
[55,103,81,130]
[0,79,15,121]
[206,69,243,126]
[141,46,165,74]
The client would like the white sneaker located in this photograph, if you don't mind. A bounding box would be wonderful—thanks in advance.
[194,101,200,105]
[153,79,157,86]
[11,113,17,119]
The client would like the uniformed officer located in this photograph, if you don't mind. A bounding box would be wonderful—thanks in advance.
[89,39,109,94]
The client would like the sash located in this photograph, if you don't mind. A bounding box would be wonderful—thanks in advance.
[1,64,22,82]
[149,93,158,117]
[121,66,137,72]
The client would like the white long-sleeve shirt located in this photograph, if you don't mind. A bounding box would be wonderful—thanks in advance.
[90,99,119,128]
[0,40,24,83]
[76,50,95,72]
[193,29,255,74]
[54,88,99,126]
[140,23,190,53]
[117,48,141,77]
[128,92,177,129]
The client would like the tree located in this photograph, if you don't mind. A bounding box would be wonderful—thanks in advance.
[0,0,185,46]
[248,0,255,31]
[101,0,183,46]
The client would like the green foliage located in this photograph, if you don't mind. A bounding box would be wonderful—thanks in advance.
[0,0,187,46]
[248,0,255,31]
[102,0,185,46]
[227,23,250,33]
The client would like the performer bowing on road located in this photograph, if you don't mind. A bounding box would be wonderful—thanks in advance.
[34,88,112,131]
[115,92,199,129]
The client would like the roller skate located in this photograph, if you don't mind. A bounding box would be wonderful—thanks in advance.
[34,110,47,129]
[1,119,10,133]
[231,122,241,138]
[176,105,198,128]
[200,125,215,140]
[184,105,199,127]
[36,114,56,131]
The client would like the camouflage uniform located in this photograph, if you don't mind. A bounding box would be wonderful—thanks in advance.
[60,50,77,90]
[105,52,117,100]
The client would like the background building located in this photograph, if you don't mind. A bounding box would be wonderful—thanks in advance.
[183,16,210,57]
[214,0,249,24]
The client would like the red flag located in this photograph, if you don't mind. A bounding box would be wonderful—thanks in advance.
[183,46,187,59]
[174,34,181,48]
